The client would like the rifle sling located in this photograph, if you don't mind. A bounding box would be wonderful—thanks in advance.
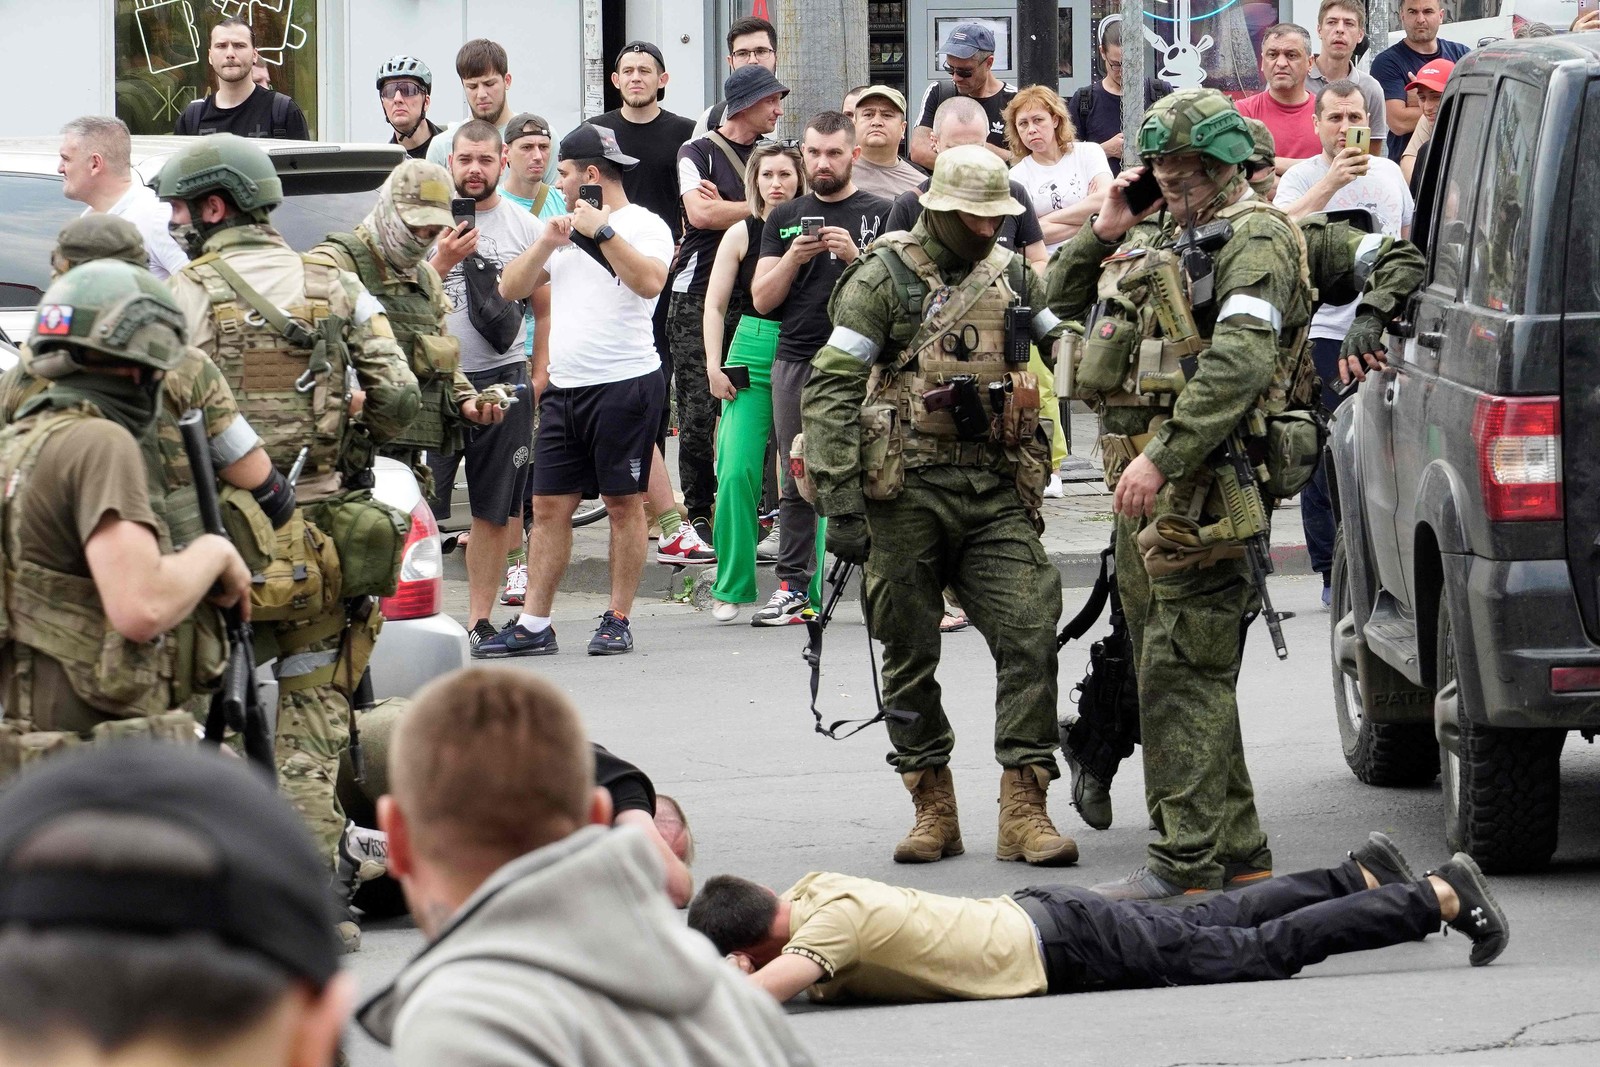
[204,256,318,349]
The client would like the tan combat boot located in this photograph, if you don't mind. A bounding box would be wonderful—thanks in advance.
[996,765,1079,866]
[893,766,964,863]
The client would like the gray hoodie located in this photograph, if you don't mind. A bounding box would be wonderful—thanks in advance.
[358,825,814,1067]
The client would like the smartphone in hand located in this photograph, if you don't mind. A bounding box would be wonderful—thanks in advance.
[450,197,476,231]
[724,365,751,391]
[1346,126,1371,155]
[800,216,824,238]
[1123,169,1164,215]
[579,184,603,210]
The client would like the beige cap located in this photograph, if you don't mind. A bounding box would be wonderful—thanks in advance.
[388,158,454,228]
[919,144,1024,217]
[856,84,907,115]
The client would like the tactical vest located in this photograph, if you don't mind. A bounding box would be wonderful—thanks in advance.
[321,231,461,453]
[0,407,226,722]
[865,235,1028,471]
[181,251,352,481]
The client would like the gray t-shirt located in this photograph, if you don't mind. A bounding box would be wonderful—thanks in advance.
[431,197,543,372]
[1306,62,1389,156]
[852,156,927,200]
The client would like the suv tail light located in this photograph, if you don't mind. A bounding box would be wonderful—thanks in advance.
[379,500,443,621]
[1472,395,1562,522]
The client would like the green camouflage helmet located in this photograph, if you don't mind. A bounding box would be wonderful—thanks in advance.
[53,215,147,274]
[151,133,283,214]
[1137,88,1254,166]
[1243,117,1276,170]
[919,143,1025,217]
[26,259,188,377]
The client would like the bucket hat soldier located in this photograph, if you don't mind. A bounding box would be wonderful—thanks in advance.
[802,145,1079,869]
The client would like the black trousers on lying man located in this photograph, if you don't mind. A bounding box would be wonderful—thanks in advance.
[687,833,1509,1004]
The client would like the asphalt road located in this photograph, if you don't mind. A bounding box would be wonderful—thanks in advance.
[344,573,1600,1066]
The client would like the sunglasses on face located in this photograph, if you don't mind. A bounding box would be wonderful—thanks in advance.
[943,63,982,79]
[380,82,423,100]
[759,137,802,150]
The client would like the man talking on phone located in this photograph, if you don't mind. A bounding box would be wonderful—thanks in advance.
[428,120,544,648]
[491,124,675,657]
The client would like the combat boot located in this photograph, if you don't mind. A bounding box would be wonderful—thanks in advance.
[996,765,1079,866]
[1061,730,1113,831]
[332,821,388,954]
[893,766,964,863]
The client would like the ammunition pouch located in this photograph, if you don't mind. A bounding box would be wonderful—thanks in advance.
[858,403,905,501]
[387,333,464,454]
[241,499,342,625]
[0,710,198,778]
[990,370,1041,448]
[304,491,409,600]
[1014,421,1054,532]
[1097,431,1155,491]
[1135,515,1245,578]
[409,331,461,379]
[1261,408,1327,499]
[337,424,379,489]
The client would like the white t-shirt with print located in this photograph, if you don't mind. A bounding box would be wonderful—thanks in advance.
[1010,144,1112,252]
[1276,154,1414,340]
[547,203,675,389]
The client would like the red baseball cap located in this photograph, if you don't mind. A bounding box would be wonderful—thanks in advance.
[1406,59,1454,94]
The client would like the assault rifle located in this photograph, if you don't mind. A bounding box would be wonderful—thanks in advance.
[1201,418,1289,659]
[802,557,918,739]
[179,409,276,776]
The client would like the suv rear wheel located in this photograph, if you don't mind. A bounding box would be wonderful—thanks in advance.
[1437,588,1565,872]
[1330,531,1438,785]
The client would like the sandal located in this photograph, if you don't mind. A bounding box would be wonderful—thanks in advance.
[939,611,969,633]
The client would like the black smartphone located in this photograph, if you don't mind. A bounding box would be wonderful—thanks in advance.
[450,197,476,230]
[800,216,824,238]
[579,184,603,210]
[724,365,751,390]
[1123,169,1164,216]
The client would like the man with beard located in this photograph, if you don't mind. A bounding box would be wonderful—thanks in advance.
[1045,89,1314,900]
[662,65,789,559]
[426,121,543,649]
[427,40,519,169]
[376,55,445,160]
[800,146,1074,866]
[174,17,309,139]
[750,111,890,627]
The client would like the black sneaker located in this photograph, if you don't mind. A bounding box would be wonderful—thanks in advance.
[1350,831,1416,887]
[472,620,558,659]
[1430,852,1510,966]
[468,619,498,648]
[587,610,633,655]
[692,516,714,549]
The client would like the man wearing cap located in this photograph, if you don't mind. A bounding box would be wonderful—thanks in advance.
[0,744,355,1066]
[800,144,1074,867]
[377,55,446,159]
[500,113,568,223]
[1399,59,1452,184]
[664,64,790,556]
[851,85,923,200]
[911,21,1019,170]
[1370,0,1469,160]
[693,16,781,138]
[493,124,674,658]
[57,115,188,279]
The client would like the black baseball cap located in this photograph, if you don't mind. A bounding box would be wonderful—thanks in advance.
[723,64,790,117]
[0,745,340,988]
[558,123,639,169]
[615,40,666,72]
[505,112,553,145]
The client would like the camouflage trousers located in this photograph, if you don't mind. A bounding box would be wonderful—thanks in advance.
[1114,514,1272,890]
[865,466,1062,773]
[268,611,353,869]
[667,291,720,522]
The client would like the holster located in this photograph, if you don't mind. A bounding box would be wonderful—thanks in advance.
[1135,515,1245,577]
[989,371,1041,448]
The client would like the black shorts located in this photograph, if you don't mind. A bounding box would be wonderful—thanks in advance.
[427,361,532,523]
[531,370,664,498]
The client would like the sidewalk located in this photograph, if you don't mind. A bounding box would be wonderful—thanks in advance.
[466,403,1311,599]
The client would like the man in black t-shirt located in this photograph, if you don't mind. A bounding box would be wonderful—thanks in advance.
[1066,16,1168,176]
[911,22,1016,169]
[174,17,310,139]
[750,110,890,627]
[664,65,787,541]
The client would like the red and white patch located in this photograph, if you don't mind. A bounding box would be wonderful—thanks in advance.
[1098,320,1117,339]
[35,305,73,336]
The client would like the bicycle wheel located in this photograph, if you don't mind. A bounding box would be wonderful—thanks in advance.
[572,497,608,527]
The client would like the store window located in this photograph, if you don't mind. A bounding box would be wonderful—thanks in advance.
[114,1,318,136]
[1088,0,1282,95]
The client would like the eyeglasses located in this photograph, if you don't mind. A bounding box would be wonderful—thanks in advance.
[731,47,776,61]
[379,82,423,100]
[943,64,981,79]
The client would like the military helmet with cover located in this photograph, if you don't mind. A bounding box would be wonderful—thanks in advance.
[51,215,148,276]
[151,133,284,216]
[26,259,188,378]
[377,54,432,94]
[1243,117,1276,171]
[1136,88,1253,166]
[919,143,1026,217]
[385,158,454,229]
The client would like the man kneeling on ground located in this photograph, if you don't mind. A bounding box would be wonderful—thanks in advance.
[357,666,813,1066]
[687,832,1508,1003]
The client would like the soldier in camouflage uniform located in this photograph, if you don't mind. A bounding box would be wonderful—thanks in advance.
[1045,88,1320,899]
[312,158,508,496]
[0,261,251,769]
[156,136,420,947]
[802,145,1078,868]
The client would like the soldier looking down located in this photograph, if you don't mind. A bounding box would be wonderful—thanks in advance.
[801,144,1077,868]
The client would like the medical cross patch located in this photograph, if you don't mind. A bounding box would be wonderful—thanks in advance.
[36,305,73,336]
[1098,320,1117,339]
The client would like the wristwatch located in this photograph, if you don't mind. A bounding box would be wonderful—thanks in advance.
[594,223,617,244]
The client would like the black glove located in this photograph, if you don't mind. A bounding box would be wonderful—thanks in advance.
[1339,310,1387,365]
[827,513,872,565]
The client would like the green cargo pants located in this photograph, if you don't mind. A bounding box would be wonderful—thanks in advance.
[864,466,1062,774]
[1115,514,1272,890]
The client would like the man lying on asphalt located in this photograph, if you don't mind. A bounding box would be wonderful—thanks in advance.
[687,832,1508,1003]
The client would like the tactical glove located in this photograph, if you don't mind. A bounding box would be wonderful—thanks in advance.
[828,513,872,565]
[1339,309,1387,364]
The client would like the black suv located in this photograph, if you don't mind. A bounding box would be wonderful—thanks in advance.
[1327,36,1599,873]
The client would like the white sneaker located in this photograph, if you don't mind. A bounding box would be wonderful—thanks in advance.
[752,583,812,626]
[658,521,716,564]
[1043,473,1065,499]
[755,522,780,564]
[712,599,740,622]
[499,561,528,604]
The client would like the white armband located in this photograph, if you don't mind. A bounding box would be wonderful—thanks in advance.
[1030,308,1063,341]
[1217,294,1283,331]
[827,326,881,364]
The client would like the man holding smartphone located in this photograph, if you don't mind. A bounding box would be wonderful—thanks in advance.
[1274,81,1412,607]
[428,120,544,648]
[750,110,891,627]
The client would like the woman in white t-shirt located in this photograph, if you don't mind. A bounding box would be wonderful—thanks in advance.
[1004,86,1112,253]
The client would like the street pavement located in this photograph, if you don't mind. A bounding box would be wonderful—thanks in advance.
[345,571,1600,1066]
